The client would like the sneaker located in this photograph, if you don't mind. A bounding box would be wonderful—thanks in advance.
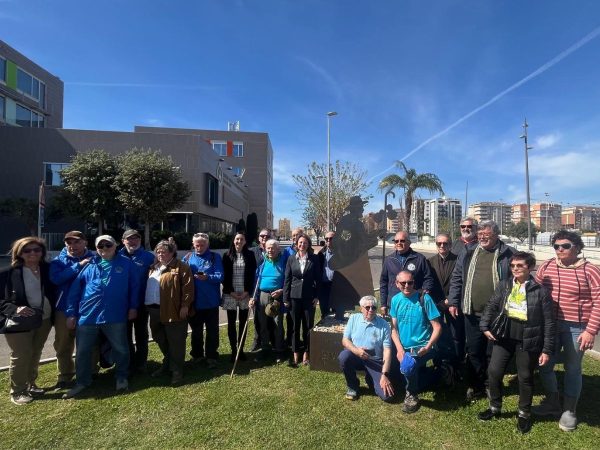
[62,384,87,399]
[517,415,532,434]
[345,388,358,400]
[478,408,501,421]
[402,393,420,414]
[28,384,45,397]
[206,358,218,369]
[466,387,486,403]
[171,372,183,385]
[559,410,578,432]
[116,379,129,392]
[11,392,34,405]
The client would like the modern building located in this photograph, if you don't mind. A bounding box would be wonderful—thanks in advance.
[278,217,291,239]
[512,203,529,224]
[0,40,63,128]
[386,208,404,234]
[424,198,462,238]
[562,206,600,231]
[408,199,426,235]
[531,202,562,233]
[468,202,512,234]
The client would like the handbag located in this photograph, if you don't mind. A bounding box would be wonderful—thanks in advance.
[489,297,510,340]
[2,308,43,333]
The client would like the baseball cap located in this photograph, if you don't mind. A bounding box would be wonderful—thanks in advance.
[95,235,117,247]
[64,230,85,241]
[122,229,141,240]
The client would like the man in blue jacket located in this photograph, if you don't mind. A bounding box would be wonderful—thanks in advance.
[183,233,223,369]
[63,235,140,399]
[119,229,155,374]
[49,230,95,389]
[379,231,435,316]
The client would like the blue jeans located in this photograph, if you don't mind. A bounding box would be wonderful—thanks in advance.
[75,323,129,387]
[404,348,438,396]
[538,320,586,400]
[338,349,394,402]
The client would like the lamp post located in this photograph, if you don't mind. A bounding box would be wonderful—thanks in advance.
[520,119,534,250]
[326,111,338,231]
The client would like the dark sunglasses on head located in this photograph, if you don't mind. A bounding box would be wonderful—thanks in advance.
[460,225,473,229]
[394,239,407,244]
[510,263,527,269]
[22,247,43,254]
[363,305,376,311]
[97,243,114,249]
[436,242,450,247]
[554,243,573,250]
[397,280,414,287]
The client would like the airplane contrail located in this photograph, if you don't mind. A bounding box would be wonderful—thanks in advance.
[368,25,600,183]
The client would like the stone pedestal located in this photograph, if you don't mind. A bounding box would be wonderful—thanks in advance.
[309,315,348,373]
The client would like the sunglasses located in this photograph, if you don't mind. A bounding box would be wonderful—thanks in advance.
[553,243,573,250]
[259,234,269,238]
[397,280,414,287]
[436,242,450,247]
[22,247,43,254]
[193,233,209,239]
[97,243,114,249]
[325,237,333,241]
[510,263,527,269]
[363,305,376,311]
[394,239,407,244]
[460,225,473,229]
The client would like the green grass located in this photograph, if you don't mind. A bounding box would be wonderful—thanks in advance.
[1,324,600,449]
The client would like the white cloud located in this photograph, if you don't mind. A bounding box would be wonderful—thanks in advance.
[535,133,560,149]
[530,149,600,191]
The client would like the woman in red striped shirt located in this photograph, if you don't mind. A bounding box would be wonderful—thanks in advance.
[533,230,600,432]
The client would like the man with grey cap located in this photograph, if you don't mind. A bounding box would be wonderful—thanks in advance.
[63,235,140,398]
[49,230,95,390]
[119,229,155,374]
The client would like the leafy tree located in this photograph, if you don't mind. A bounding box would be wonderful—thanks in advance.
[378,161,444,231]
[60,150,122,234]
[246,212,258,246]
[293,160,370,233]
[506,220,538,243]
[114,149,191,247]
[0,197,38,236]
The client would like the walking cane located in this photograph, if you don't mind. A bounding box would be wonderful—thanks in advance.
[230,278,261,378]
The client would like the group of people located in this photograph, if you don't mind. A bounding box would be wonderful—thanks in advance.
[341,220,598,434]
[0,226,337,403]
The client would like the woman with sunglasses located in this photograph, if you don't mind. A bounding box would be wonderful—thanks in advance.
[532,230,600,431]
[479,251,555,433]
[1,237,56,405]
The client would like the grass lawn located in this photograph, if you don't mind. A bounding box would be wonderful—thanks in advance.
[1,323,600,449]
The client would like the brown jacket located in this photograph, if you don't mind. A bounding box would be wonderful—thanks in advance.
[151,259,195,323]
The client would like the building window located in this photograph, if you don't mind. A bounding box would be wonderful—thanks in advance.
[212,142,227,156]
[15,103,44,127]
[16,68,44,103]
[206,174,219,207]
[44,163,70,186]
[233,142,243,157]
[0,96,4,121]
[0,57,5,83]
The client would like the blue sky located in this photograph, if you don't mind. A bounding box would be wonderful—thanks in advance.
[3,1,600,229]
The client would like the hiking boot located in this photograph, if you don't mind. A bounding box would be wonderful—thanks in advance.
[28,384,45,397]
[466,387,486,403]
[532,392,561,418]
[559,396,578,432]
[62,384,87,399]
[116,379,129,392]
[11,392,34,405]
[478,408,501,421]
[345,388,358,400]
[402,393,420,414]
[517,414,532,434]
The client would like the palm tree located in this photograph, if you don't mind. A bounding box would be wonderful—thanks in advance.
[378,161,444,231]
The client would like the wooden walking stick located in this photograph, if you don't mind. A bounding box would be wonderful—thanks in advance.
[230,277,261,378]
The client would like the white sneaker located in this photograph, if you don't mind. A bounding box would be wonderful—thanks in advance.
[11,392,34,405]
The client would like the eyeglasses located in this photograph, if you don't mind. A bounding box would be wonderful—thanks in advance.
[22,247,43,254]
[397,280,414,287]
[325,237,333,241]
[436,242,450,247]
[477,233,493,239]
[97,243,114,249]
[394,239,407,244]
[553,243,573,250]
[460,225,473,229]
[510,263,527,269]
[363,305,376,311]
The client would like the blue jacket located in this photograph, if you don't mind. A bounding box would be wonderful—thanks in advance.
[49,248,96,312]
[379,248,435,308]
[118,246,155,310]
[183,250,224,310]
[65,254,141,325]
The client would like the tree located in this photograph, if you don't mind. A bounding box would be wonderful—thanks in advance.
[378,161,444,231]
[0,197,38,236]
[292,160,371,234]
[506,220,538,243]
[60,150,122,234]
[114,149,191,247]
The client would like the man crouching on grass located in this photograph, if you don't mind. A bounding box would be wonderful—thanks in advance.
[338,296,395,402]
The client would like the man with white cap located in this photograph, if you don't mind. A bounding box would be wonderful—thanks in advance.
[63,235,140,399]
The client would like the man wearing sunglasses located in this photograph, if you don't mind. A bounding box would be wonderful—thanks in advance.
[379,231,434,316]
[317,231,336,317]
[451,217,479,257]
[448,220,515,402]
[533,230,600,431]
[339,296,394,402]
[64,235,140,399]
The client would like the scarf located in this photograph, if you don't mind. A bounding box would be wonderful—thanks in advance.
[463,245,500,314]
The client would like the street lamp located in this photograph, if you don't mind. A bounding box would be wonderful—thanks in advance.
[326,111,338,231]
[520,119,534,250]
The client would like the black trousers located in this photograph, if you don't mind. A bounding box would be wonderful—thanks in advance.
[227,309,249,354]
[291,298,315,354]
[258,291,285,353]
[488,339,538,415]
[127,306,149,370]
[464,313,491,391]
[188,307,220,359]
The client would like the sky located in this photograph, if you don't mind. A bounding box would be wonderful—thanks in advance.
[3,0,600,229]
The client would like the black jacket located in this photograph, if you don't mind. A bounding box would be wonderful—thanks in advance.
[283,253,321,302]
[480,277,556,354]
[428,252,457,303]
[222,248,257,295]
[0,264,57,332]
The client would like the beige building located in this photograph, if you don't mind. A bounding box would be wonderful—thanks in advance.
[562,206,600,231]
[468,202,512,234]
[278,218,291,239]
[531,202,562,232]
